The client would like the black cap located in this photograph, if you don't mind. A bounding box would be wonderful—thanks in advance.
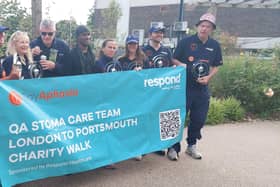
[75,25,90,38]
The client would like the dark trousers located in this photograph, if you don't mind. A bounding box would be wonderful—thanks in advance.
[170,88,210,153]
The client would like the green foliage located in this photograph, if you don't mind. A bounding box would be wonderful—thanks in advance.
[206,97,245,125]
[206,97,225,125]
[0,0,32,56]
[222,96,245,121]
[273,45,280,63]
[99,0,122,38]
[210,56,280,118]
[214,30,238,56]
[56,19,78,48]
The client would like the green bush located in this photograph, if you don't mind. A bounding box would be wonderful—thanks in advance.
[210,56,280,118]
[222,96,245,121]
[206,97,225,125]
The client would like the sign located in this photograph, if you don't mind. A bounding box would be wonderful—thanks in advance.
[0,67,186,187]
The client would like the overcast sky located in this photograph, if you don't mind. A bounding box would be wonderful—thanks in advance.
[18,0,95,24]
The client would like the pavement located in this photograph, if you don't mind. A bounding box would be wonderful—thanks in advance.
[20,120,280,187]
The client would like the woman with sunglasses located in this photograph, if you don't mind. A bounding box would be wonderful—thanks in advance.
[30,19,70,77]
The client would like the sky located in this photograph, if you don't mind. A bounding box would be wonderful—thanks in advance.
[18,0,95,24]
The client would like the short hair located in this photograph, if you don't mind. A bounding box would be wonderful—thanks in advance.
[40,19,56,31]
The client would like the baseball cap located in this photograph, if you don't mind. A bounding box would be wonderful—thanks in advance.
[126,35,139,44]
[0,25,9,32]
[196,13,216,29]
[149,26,165,33]
[75,25,90,38]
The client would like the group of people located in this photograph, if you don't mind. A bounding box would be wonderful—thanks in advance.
[0,12,222,166]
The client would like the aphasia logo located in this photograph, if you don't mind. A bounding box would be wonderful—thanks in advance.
[8,89,79,106]
[9,91,22,106]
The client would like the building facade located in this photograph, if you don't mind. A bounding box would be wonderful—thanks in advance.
[94,0,280,48]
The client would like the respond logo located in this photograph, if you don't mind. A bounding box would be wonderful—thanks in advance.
[9,91,22,106]
[144,73,181,89]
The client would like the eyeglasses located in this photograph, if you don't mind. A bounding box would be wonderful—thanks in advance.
[41,32,54,37]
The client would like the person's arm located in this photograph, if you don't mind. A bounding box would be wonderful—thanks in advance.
[1,66,20,80]
[172,58,186,68]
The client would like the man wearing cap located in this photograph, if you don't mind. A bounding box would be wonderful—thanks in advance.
[170,13,223,160]
[142,26,174,157]
[66,25,95,75]
[30,19,70,77]
[142,26,173,69]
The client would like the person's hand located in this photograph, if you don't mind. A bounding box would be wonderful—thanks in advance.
[4,66,20,80]
[197,75,210,85]
[31,46,42,56]
[134,67,142,71]
[40,59,55,70]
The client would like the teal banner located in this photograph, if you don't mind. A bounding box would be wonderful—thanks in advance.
[0,67,186,187]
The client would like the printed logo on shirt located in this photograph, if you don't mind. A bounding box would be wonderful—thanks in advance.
[188,56,194,62]
[145,50,153,58]
[190,43,197,51]
[206,47,214,51]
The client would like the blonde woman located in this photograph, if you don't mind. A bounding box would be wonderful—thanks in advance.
[2,31,34,79]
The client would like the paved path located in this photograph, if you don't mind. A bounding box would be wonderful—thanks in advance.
[21,121,280,187]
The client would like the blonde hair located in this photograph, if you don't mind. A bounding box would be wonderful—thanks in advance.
[6,31,33,64]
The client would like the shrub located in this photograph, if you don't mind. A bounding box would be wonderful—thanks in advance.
[210,56,280,118]
[206,97,225,125]
[222,96,245,121]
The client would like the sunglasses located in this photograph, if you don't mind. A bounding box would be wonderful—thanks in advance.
[41,32,54,36]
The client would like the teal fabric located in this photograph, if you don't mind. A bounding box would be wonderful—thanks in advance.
[0,67,186,187]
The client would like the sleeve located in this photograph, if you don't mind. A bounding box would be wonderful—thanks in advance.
[173,39,185,62]
[213,42,223,67]
[53,43,70,76]
[2,57,13,77]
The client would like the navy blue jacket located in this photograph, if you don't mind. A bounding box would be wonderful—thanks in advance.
[30,36,70,77]
[2,55,31,79]
[66,46,95,75]
[173,33,223,90]
[142,43,173,69]
[93,55,122,73]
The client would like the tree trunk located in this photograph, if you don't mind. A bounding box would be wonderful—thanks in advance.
[31,0,42,39]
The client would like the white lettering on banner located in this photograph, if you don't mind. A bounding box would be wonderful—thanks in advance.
[67,112,94,125]
[9,123,29,134]
[32,118,66,131]
[75,118,138,137]
[9,147,64,163]
[9,130,75,148]
[95,108,121,119]
[66,140,92,154]
[144,73,181,88]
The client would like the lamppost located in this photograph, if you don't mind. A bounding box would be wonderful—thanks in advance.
[179,0,184,22]
[177,0,184,41]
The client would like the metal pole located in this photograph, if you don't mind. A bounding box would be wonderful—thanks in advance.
[179,0,184,22]
[177,0,184,42]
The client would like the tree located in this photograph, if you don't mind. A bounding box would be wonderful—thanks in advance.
[0,0,32,56]
[88,0,122,38]
[31,0,42,38]
[56,19,78,48]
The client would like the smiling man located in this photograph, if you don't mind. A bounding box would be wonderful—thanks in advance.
[171,13,223,161]
[66,25,95,75]
[30,19,70,77]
